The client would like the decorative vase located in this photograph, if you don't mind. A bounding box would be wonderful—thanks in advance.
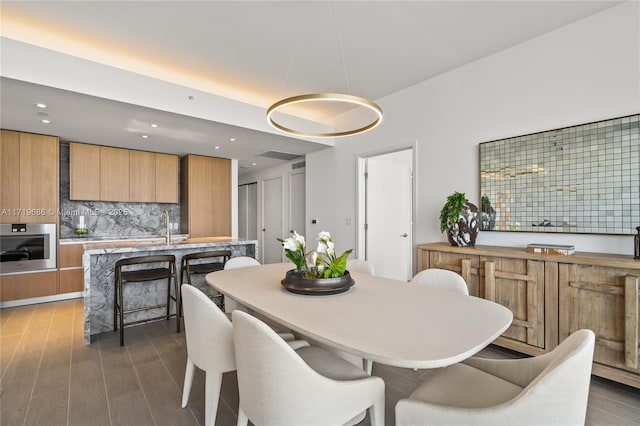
[281,269,355,295]
[446,202,480,247]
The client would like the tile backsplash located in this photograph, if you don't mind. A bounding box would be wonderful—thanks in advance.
[59,143,181,239]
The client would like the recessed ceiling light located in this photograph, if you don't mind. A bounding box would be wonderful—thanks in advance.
[214,146,220,150]
[229,138,236,142]
[150,123,158,128]
[141,134,149,139]
[252,162,257,166]
[40,119,51,124]
[35,103,47,109]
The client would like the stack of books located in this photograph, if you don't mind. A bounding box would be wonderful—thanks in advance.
[526,243,575,255]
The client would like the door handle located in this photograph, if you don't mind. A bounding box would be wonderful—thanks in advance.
[400,233,408,237]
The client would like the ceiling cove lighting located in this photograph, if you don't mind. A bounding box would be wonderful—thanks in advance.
[267,93,382,138]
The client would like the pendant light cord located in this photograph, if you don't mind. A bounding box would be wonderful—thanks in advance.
[331,1,351,95]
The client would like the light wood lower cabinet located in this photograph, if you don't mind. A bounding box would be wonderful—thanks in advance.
[559,263,640,387]
[417,242,640,388]
[0,271,58,301]
[58,243,85,294]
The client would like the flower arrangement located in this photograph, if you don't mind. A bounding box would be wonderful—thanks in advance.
[278,231,353,279]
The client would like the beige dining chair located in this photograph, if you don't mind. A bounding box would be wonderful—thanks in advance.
[180,285,308,426]
[346,259,375,275]
[395,329,595,425]
[222,256,260,313]
[409,268,469,295]
[232,310,385,426]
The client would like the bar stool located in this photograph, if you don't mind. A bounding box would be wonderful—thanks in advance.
[114,254,180,346]
[180,250,232,309]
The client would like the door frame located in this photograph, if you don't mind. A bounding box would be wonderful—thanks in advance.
[356,142,417,276]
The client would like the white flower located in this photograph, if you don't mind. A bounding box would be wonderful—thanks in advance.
[283,237,297,251]
[326,241,335,256]
[317,241,327,254]
[305,251,318,268]
[318,231,331,243]
[294,232,305,248]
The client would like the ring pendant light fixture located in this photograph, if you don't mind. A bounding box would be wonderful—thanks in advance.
[266,3,383,138]
[266,93,383,138]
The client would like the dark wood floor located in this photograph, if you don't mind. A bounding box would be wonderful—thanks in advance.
[1,298,639,426]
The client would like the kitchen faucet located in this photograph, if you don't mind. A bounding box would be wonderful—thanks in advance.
[161,210,171,244]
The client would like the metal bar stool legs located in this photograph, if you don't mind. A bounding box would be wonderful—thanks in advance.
[114,254,180,346]
[180,250,231,310]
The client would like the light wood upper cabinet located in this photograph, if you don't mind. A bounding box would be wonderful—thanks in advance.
[155,153,179,203]
[70,142,101,201]
[1,130,59,223]
[181,154,231,237]
[129,150,156,202]
[1,130,21,222]
[100,146,130,202]
[70,143,178,203]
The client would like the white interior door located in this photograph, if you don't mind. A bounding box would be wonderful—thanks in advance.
[238,182,258,240]
[262,176,283,264]
[238,184,248,239]
[246,182,258,240]
[289,171,306,237]
[365,149,413,280]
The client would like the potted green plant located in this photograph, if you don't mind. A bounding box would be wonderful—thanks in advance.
[439,191,479,247]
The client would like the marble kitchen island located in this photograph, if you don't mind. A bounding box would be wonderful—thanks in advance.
[82,237,257,344]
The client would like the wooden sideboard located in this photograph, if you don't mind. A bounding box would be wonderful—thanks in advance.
[417,242,640,388]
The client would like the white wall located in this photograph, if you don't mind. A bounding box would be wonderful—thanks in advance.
[305,2,640,257]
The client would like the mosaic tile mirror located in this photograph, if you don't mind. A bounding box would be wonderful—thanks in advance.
[479,114,639,235]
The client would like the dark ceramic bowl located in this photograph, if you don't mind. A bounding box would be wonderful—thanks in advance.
[281,269,355,295]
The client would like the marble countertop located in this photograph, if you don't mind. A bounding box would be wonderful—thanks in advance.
[59,234,189,244]
[83,237,258,255]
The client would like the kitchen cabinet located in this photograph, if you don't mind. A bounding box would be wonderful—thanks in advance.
[1,130,21,222]
[129,150,156,202]
[155,153,179,203]
[181,154,231,237]
[69,142,101,200]
[100,146,130,201]
[417,242,640,388]
[70,142,178,203]
[0,271,58,301]
[0,130,59,223]
[58,243,85,294]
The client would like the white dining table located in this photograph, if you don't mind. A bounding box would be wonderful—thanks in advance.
[206,263,513,369]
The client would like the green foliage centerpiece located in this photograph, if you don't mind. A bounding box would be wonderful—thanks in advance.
[278,231,355,295]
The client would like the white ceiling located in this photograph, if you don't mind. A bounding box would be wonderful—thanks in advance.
[0,1,621,173]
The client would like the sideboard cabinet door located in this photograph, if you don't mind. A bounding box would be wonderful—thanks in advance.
[482,257,546,351]
[427,251,480,296]
[559,264,640,380]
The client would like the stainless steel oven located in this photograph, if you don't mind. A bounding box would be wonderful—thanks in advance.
[0,223,57,274]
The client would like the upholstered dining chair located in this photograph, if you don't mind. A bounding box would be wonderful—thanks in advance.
[395,329,595,426]
[232,310,385,426]
[222,256,260,313]
[409,268,469,295]
[180,285,308,426]
[346,259,375,275]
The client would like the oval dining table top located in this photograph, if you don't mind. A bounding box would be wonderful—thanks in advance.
[206,262,513,369]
